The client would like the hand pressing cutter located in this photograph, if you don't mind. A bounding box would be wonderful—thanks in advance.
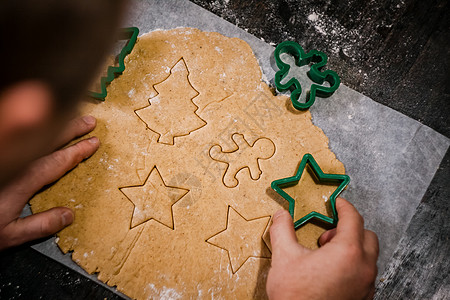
[271,153,350,229]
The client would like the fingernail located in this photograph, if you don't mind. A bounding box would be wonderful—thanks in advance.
[82,115,96,126]
[273,209,286,221]
[88,136,99,145]
[61,210,74,226]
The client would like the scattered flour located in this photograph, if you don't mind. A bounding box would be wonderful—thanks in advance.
[307,12,319,22]
[159,287,182,300]
[146,284,182,300]
[128,88,135,98]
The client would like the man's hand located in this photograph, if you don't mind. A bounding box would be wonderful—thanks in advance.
[267,198,379,300]
[0,115,99,250]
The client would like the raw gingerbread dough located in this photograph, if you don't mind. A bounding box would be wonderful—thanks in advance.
[30,28,345,299]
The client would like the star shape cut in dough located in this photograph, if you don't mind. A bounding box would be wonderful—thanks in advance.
[120,167,189,229]
[206,206,271,273]
[271,153,350,229]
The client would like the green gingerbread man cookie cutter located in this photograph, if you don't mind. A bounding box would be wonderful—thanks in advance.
[274,41,340,110]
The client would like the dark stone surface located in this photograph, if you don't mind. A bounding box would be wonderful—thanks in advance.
[1,0,449,299]
[0,245,120,300]
[374,148,450,299]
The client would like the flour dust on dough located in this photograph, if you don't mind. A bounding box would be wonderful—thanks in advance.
[30,28,345,299]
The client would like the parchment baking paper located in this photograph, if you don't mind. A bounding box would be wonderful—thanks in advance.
[25,0,449,297]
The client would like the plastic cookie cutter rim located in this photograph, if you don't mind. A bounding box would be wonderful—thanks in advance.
[270,153,350,230]
[273,41,340,110]
[89,27,139,100]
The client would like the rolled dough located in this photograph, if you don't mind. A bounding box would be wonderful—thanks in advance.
[30,28,345,299]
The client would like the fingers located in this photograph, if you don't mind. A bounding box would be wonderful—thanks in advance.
[270,210,306,258]
[4,137,100,204]
[334,198,365,244]
[364,230,379,262]
[0,207,73,250]
[52,115,97,149]
[28,137,100,194]
[318,228,337,246]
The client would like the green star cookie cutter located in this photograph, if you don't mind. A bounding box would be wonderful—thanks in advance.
[274,41,340,110]
[89,27,139,100]
[271,153,350,229]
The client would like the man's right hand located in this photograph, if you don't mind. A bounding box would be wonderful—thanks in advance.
[267,198,379,299]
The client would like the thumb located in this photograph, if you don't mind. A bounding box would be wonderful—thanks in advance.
[1,207,73,249]
[270,210,304,257]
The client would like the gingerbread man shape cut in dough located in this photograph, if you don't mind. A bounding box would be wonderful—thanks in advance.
[209,133,276,188]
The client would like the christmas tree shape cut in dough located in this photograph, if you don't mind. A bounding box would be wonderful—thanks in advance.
[206,206,271,273]
[209,133,276,188]
[119,166,189,229]
[135,58,206,145]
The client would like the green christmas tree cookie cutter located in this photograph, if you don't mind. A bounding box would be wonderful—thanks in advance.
[271,153,350,230]
[89,27,139,100]
[274,41,340,110]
